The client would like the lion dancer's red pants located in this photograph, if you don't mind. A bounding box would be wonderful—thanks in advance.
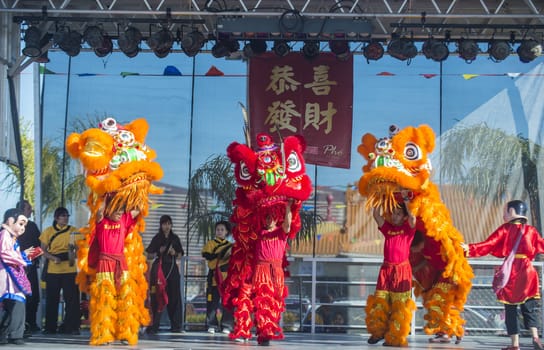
[253,260,286,343]
[230,259,286,342]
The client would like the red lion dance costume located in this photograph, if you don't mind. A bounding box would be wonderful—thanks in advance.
[222,133,312,344]
[358,125,473,346]
[65,117,163,345]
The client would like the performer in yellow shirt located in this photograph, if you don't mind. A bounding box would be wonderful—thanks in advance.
[40,207,83,335]
[201,221,233,334]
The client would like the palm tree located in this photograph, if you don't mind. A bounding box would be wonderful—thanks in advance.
[186,154,237,243]
[440,122,543,232]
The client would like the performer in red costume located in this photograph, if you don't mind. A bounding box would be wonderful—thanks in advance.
[222,133,312,346]
[366,194,417,347]
[87,202,140,345]
[252,200,293,346]
[463,200,544,350]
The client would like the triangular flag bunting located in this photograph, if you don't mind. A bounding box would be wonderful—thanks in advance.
[462,74,479,80]
[421,74,437,79]
[506,72,521,79]
[206,65,224,76]
[163,65,182,76]
[39,66,56,74]
[120,72,140,78]
[377,71,395,76]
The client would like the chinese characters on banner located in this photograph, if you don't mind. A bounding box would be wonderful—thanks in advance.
[248,52,353,169]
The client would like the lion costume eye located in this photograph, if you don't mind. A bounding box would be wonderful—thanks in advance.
[239,161,251,181]
[404,142,421,160]
[287,151,302,172]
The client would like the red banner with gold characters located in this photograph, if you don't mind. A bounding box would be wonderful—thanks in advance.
[248,52,353,169]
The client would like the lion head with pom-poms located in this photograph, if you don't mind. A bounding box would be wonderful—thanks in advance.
[66,117,163,216]
[227,132,312,237]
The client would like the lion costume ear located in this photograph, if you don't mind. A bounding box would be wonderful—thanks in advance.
[357,133,378,160]
[125,118,149,143]
[66,133,83,158]
[415,124,436,154]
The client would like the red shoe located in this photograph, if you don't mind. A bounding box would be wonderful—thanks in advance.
[501,346,519,350]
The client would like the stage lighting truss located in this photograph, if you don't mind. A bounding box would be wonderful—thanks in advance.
[118,26,142,58]
[422,38,449,62]
[272,40,291,57]
[488,39,512,62]
[53,27,82,57]
[362,40,384,62]
[458,39,480,63]
[387,36,417,62]
[301,40,320,60]
[329,40,350,61]
[181,30,206,57]
[22,26,43,57]
[147,27,174,58]
[517,39,543,63]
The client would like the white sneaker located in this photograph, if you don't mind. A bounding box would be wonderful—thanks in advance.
[207,328,215,334]
[222,328,231,334]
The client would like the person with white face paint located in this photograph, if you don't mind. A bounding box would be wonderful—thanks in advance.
[0,208,35,345]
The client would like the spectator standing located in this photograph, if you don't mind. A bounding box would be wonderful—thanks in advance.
[201,220,234,334]
[39,207,83,335]
[17,200,42,335]
[145,215,184,334]
[0,208,35,345]
[462,200,544,350]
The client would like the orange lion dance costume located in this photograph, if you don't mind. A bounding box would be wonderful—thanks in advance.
[222,133,312,344]
[358,124,473,346]
[66,117,163,345]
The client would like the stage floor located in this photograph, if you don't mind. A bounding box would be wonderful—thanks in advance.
[16,330,521,349]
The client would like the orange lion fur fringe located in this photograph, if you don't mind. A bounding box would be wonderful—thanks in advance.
[365,294,390,338]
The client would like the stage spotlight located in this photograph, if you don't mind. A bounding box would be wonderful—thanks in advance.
[272,40,291,57]
[147,28,174,58]
[458,39,479,63]
[35,51,50,63]
[488,40,511,62]
[329,40,350,61]
[302,41,320,60]
[181,30,206,57]
[54,29,82,57]
[84,26,113,57]
[118,26,142,58]
[422,39,449,62]
[387,37,417,62]
[517,39,542,63]
[94,36,113,57]
[362,40,384,62]
[83,26,104,49]
[23,26,43,58]
[242,40,267,58]
[211,39,240,58]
